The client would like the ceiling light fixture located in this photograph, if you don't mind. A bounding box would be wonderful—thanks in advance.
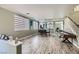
[26,13,30,14]
[74,5,79,12]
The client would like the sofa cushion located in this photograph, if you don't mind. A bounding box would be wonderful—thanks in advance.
[0,34,9,40]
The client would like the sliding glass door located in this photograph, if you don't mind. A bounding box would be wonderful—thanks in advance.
[38,20,64,33]
[46,21,64,33]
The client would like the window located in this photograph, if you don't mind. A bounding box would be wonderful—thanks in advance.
[47,22,54,29]
[29,20,33,29]
[14,15,29,31]
[55,21,64,30]
[33,21,38,30]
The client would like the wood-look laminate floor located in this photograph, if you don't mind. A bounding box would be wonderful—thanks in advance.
[22,34,79,54]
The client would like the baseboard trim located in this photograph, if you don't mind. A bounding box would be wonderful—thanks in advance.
[19,33,38,41]
[73,42,79,48]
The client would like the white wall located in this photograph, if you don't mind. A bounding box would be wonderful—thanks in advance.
[0,7,38,39]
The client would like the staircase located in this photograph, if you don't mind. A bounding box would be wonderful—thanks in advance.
[64,16,79,48]
[68,16,79,27]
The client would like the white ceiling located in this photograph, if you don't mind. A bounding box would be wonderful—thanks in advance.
[0,4,78,21]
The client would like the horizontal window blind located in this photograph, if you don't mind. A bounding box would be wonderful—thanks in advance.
[14,15,29,31]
